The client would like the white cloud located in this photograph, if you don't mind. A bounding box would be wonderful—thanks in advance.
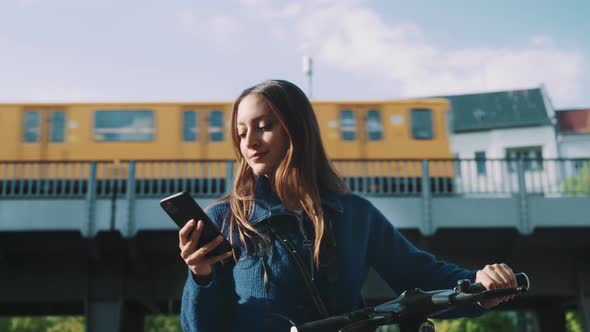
[235,1,587,106]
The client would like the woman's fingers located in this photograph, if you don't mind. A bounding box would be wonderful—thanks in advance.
[208,251,234,265]
[477,266,501,290]
[498,263,517,288]
[178,219,196,248]
[180,220,204,259]
[476,263,518,308]
[184,235,226,265]
[179,222,232,278]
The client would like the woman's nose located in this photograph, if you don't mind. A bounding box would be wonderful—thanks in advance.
[245,131,259,147]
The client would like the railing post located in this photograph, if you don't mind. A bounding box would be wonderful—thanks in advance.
[225,160,234,195]
[84,162,97,237]
[421,160,433,235]
[516,160,531,234]
[361,162,368,194]
[126,161,137,238]
[558,158,567,194]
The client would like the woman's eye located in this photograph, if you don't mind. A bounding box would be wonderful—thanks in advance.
[238,132,246,138]
[259,123,272,131]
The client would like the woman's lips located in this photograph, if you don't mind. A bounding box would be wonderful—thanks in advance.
[250,152,267,161]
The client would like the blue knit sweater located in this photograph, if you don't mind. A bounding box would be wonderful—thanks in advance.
[181,178,482,331]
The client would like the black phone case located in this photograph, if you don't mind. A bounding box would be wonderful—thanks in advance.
[160,192,232,257]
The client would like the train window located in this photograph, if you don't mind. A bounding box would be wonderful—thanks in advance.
[183,111,198,141]
[340,110,356,140]
[209,110,224,142]
[410,109,434,140]
[94,110,155,142]
[366,110,383,141]
[49,111,66,142]
[22,111,40,142]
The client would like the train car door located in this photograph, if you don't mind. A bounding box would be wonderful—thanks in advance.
[330,107,366,159]
[19,107,66,161]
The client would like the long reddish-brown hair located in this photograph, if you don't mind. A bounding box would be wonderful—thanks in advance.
[225,80,347,265]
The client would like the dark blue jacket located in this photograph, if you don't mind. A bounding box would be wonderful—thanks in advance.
[181,178,482,331]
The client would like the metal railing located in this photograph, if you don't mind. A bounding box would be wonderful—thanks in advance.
[0,159,588,199]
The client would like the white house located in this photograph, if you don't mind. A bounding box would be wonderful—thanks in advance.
[556,108,590,178]
[444,86,560,195]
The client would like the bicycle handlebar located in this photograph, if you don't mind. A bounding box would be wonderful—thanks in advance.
[292,272,529,332]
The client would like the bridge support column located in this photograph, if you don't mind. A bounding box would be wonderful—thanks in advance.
[534,305,566,332]
[85,300,146,332]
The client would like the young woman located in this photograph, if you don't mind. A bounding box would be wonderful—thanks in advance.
[178,80,517,331]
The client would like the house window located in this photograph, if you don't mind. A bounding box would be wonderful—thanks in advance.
[183,111,198,141]
[366,110,383,141]
[23,111,40,142]
[340,110,356,141]
[475,151,486,176]
[506,147,543,172]
[411,109,434,139]
[94,110,155,142]
[209,110,224,142]
[49,111,66,142]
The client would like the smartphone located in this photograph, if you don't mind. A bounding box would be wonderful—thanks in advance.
[160,192,232,257]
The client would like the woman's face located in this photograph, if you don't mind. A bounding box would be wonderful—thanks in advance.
[236,94,290,178]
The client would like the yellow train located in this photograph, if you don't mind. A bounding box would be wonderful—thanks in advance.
[0,99,454,194]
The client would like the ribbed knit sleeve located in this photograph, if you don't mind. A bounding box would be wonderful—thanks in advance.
[365,199,485,318]
[180,202,235,331]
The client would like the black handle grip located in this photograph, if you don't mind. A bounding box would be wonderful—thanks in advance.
[469,272,530,293]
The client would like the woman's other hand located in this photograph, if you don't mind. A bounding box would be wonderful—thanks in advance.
[475,263,517,308]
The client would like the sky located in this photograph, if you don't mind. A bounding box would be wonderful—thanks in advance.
[1,0,589,109]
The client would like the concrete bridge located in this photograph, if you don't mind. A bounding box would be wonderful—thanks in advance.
[1,159,589,332]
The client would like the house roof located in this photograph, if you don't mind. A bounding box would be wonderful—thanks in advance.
[442,88,552,133]
[556,108,590,135]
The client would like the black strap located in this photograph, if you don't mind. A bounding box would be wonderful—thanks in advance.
[256,240,274,330]
[269,227,330,318]
[319,216,339,284]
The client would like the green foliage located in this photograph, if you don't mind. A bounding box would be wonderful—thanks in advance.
[562,161,590,196]
[5,317,54,332]
[376,311,520,332]
[567,310,583,332]
[0,316,83,332]
[145,315,182,332]
[432,311,518,332]
[0,315,183,332]
[0,317,12,332]
[45,317,84,332]
[0,311,582,332]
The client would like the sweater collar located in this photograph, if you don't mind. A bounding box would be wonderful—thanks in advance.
[249,176,343,225]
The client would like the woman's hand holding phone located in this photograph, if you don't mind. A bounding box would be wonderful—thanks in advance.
[179,219,233,279]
